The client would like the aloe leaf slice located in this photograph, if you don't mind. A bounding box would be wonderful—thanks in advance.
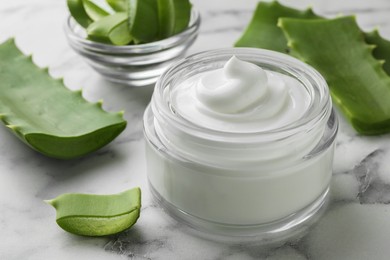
[0,39,127,159]
[83,0,111,21]
[67,0,93,28]
[87,12,132,45]
[128,0,159,43]
[106,0,127,12]
[234,1,318,52]
[279,16,390,135]
[46,188,141,236]
[157,0,191,39]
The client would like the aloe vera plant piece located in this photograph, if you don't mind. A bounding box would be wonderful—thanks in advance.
[83,0,111,21]
[87,12,132,45]
[46,188,141,236]
[67,0,93,28]
[235,1,390,66]
[279,16,390,135]
[0,39,127,158]
[365,29,390,75]
[234,1,318,52]
[106,0,127,12]
[157,0,192,39]
[128,0,159,43]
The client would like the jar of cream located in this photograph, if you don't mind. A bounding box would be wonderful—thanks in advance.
[143,48,338,240]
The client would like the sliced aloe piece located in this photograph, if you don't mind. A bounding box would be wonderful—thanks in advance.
[128,0,159,43]
[87,12,132,45]
[106,0,127,12]
[46,188,141,236]
[157,0,191,39]
[67,0,93,28]
[234,1,318,52]
[279,16,390,135]
[83,0,110,21]
[0,39,127,159]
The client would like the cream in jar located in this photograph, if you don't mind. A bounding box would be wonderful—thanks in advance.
[144,48,338,239]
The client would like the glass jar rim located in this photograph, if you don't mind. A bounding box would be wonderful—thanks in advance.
[152,48,332,143]
[64,8,201,54]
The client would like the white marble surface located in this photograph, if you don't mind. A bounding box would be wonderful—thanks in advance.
[1,0,390,259]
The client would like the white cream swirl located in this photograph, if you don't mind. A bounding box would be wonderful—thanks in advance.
[169,56,310,132]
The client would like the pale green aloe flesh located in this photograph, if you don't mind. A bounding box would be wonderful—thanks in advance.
[128,0,159,43]
[87,12,132,45]
[279,17,390,135]
[0,39,127,159]
[157,0,192,39]
[234,1,318,52]
[46,188,141,236]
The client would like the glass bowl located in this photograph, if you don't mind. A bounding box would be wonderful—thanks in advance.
[64,9,200,87]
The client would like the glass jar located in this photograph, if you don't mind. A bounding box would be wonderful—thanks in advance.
[143,48,338,241]
[64,9,200,87]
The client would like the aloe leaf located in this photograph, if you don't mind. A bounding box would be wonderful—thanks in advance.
[106,0,127,12]
[234,1,318,52]
[157,0,191,39]
[279,16,390,135]
[128,0,159,43]
[235,1,390,69]
[87,12,132,45]
[46,188,141,236]
[365,29,390,75]
[0,39,127,159]
[83,0,111,21]
[67,0,93,28]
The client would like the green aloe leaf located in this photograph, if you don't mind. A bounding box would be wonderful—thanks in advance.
[67,0,93,28]
[235,1,390,71]
[106,0,127,12]
[234,1,318,52]
[279,16,390,135]
[128,0,159,43]
[157,0,192,39]
[83,0,111,21]
[0,39,127,159]
[46,188,141,236]
[87,12,132,45]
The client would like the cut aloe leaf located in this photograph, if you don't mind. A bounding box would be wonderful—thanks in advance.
[67,0,93,28]
[106,0,127,12]
[87,12,132,45]
[46,188,141,236]
[128,0,159,43]
[365,29,390,76]
[279,16,390,135]
[83,0,111,21]
[234,1,318,52]
[157,0,191,39]
[0,39,127,159]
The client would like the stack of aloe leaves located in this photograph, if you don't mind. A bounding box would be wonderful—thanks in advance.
[68,0,192,45]
[236,1,390,135]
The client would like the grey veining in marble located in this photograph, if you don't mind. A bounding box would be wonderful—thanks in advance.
[2,0,390,259]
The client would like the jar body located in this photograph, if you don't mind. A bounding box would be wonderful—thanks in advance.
[143,48,338,238]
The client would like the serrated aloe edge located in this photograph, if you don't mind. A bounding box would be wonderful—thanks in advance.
[0,39,127,159]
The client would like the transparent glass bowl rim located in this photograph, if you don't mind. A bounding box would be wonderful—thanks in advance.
[64,8,201,54]
[151,48,332,142]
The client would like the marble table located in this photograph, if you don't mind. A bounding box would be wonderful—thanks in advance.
[2,0,390,259]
